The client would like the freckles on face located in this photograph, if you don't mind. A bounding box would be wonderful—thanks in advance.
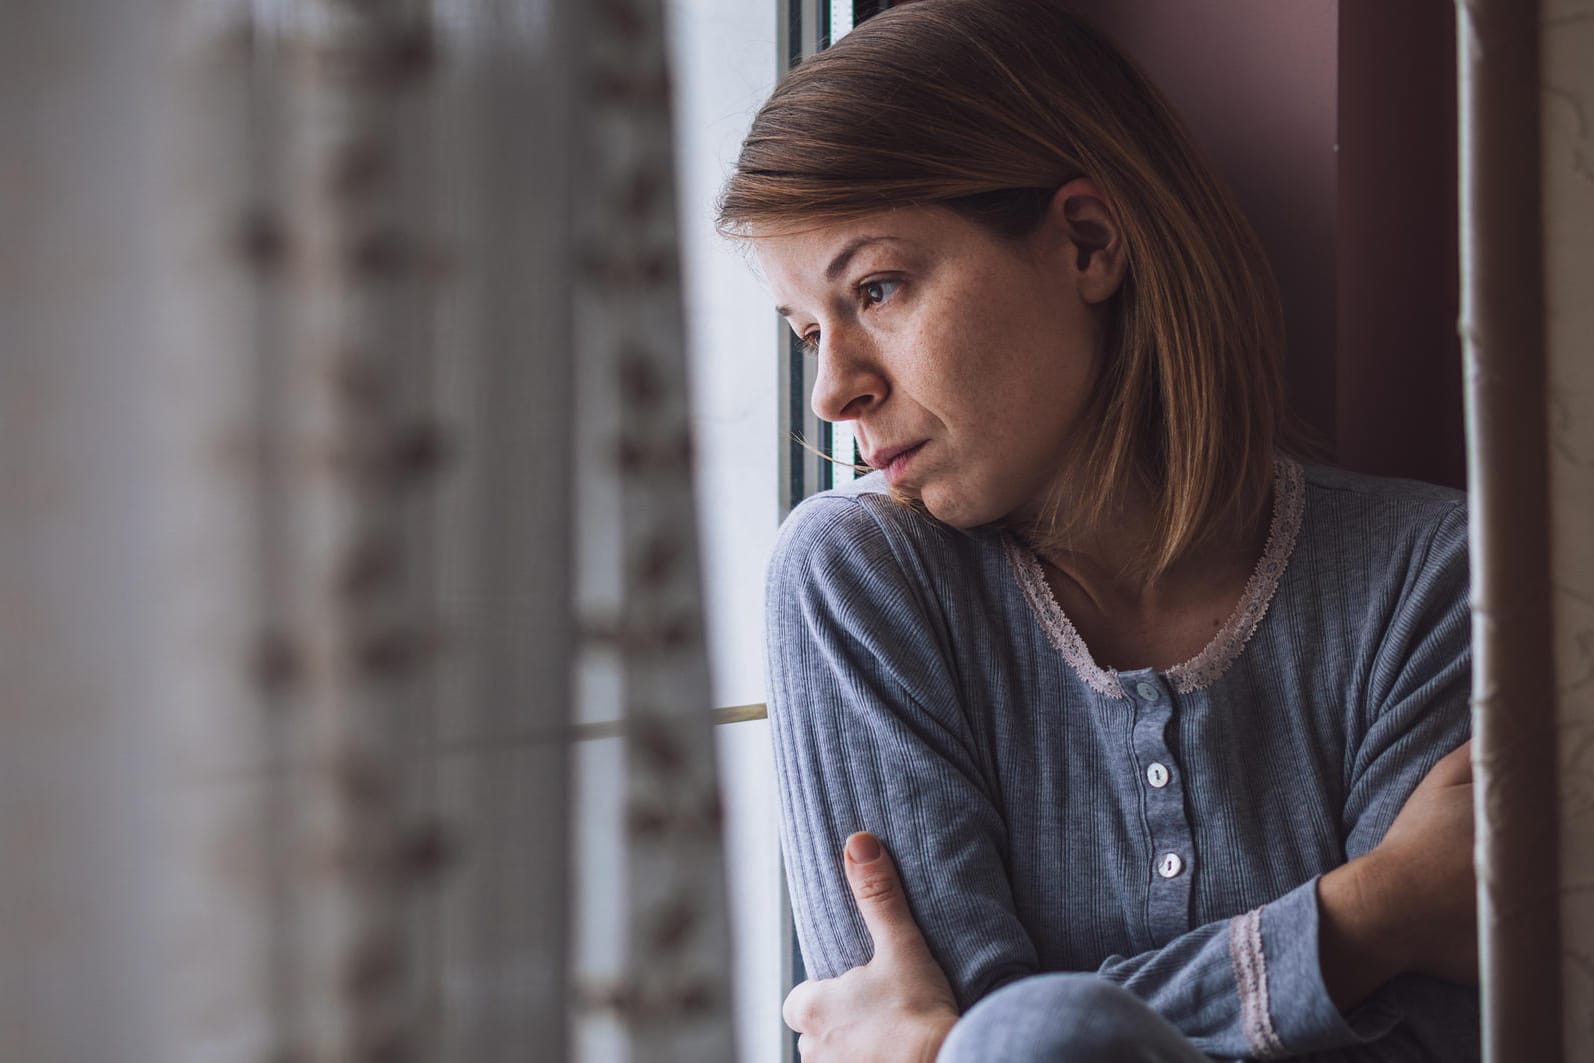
[752,207,1103,528]
[912,268,1101,525]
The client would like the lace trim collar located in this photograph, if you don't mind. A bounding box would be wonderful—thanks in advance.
[1002,456,1306,699]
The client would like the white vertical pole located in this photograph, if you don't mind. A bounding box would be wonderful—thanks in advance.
[1456,0,1565,1058]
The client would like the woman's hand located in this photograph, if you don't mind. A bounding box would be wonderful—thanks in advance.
[1318,740,1478,1010]
[782,833,960,1063]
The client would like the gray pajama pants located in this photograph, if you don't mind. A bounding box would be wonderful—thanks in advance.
[938,975,1211,1063]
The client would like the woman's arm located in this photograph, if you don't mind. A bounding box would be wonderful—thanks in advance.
[783,750,1475,1063]
[766,493,1040,1004]
[768,491,1476,1059]
[781,834,960,1063]
[1094,502,1476,1057]
[1318,741,1477,1011]
[1315,501,1479,1008]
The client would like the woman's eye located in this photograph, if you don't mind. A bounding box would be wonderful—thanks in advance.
[798,331,820,355]
[862,278,901,305]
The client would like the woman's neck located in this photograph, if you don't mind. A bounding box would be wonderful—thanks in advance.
[1027,485,1270,673]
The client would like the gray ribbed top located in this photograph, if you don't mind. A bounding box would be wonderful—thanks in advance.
[764,459,1478,1061]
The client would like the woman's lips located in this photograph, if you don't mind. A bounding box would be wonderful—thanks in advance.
[867,441,927,486]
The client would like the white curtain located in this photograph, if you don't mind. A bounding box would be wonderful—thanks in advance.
[1543,6,1594,1058]
[0,0,735,1060]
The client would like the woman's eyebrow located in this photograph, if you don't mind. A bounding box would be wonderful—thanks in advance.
[775,235,909,317]
[823,235,903,281]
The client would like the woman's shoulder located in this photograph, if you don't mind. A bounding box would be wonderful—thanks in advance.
[1299,461,1466,510]
[1297,460,1468,555]
[773,472,894,537]
[1288,460,1470,630]
[771,473,988,573]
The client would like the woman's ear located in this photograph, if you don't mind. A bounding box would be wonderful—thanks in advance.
[1041,177,1127,305]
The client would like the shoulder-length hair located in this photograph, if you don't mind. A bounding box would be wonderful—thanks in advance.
[718,0,1294,576]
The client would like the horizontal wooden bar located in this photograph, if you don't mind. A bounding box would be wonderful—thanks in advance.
[570,703,769,743]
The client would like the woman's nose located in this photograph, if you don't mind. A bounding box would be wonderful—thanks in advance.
[809,328,885,423]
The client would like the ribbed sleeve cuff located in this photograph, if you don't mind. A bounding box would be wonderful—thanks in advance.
[1229,877,1401,1058]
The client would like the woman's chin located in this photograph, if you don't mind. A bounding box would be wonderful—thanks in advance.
[916,486,999,530]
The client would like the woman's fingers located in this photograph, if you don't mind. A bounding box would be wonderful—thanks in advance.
[781,835,961,1062]
[783,978,817,1033]
[843,832,925,964]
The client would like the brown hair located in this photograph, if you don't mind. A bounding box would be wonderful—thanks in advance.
[718,0,1293,576]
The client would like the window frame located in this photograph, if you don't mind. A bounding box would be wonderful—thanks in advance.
[772,7,896,1058]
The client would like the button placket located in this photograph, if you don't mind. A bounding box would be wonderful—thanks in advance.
[1128,675,1194,943]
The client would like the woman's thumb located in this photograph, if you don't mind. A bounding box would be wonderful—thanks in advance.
[844,832,922,962]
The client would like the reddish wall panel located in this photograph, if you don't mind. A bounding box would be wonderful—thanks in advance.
[1335,0,1463,487]
[1062,1,1463,487]
[1063,0,1342,454]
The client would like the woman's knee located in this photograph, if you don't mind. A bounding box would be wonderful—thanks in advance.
[937,974,1204,1063]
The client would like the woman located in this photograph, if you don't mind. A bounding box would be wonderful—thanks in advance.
[718,2,1478,1060]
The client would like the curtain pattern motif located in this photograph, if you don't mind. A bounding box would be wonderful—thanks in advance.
[569,0,737,1059]
[1,0,732,1058]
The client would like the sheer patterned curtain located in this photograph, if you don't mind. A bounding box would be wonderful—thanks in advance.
[0,0,734,1060]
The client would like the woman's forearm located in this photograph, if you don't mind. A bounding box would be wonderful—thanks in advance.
[1318,741,1478,1013]
[1316,855,1410,1012]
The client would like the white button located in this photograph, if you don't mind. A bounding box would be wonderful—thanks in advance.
[1157,852,1184,879]
[1136,681,1160,701]
[1146,762,1170,789]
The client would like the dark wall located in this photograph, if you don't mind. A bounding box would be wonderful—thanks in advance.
[1334,1,1463,488]
[1061,0,1464,488]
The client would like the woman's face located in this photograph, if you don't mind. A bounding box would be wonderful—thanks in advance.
[752,189,1122,529]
